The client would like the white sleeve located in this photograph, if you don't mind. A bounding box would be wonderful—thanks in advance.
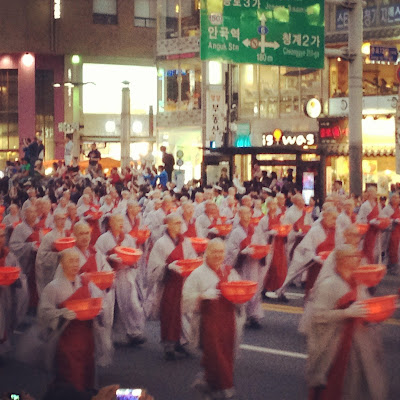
[147,240,168,285]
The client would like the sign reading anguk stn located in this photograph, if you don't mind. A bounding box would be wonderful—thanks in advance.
[200,0,325,69]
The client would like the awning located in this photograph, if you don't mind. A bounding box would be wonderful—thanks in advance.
[322,143,395,157]
[283,68,318,77]
[326,27,400,45]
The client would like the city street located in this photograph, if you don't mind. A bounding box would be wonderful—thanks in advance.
[1,276,399,400]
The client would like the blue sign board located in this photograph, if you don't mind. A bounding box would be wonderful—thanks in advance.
[336,4,400,31]
[370,46,398,63]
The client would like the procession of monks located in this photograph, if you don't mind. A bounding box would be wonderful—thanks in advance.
[0,183,398,400]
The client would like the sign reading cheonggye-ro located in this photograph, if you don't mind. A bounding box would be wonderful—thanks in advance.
[200,0,325,69]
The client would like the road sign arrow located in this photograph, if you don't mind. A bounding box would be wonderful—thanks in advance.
[243,38,251,48]
[261,41,280,50]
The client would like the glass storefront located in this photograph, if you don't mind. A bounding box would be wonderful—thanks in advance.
[238,64,322,119]
[157,58,202,112]
[0,69,19,162]
[330,55,399,98]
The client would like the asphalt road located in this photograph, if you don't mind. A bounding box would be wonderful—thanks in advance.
[1,275,399,400]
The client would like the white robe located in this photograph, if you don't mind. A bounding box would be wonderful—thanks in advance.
[356,201,383,263]
[182,263,246,352]
[37,272,109,368]
[277,222,328,296]
[194,201,206,219]
[0,252,28,354]
[301,272,387,400]
[335,212,353,248]
[195,214,220,239]
[283,205,313,262]
[147,208,168,242]
[35,228,67,296]
[224,224,266,320]
[95,231,144,341]
[146,234,197,321]
[9,222,37,274]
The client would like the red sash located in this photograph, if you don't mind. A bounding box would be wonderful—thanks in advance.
[362,204,379,264]
[200,265,235,391]
[350,213,357,224]
[264,215,287,291]
[388,207,400,265]
[160,236,185,343]
[239,224,255,251]
[294,210,306,232]
[84,209,101,246]
[79,247,98,273]
[27,225,41,243]
[183,219,197,238]
[309,287,357,400]
[305,226,336,298]
[57,281,95,391]
[36,215,47,229]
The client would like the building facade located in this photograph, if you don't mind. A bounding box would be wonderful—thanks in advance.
[0,0,156,169]
[155,0,400,197]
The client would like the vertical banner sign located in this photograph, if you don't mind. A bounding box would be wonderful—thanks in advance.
[206,89,226,147]
[201,0,325,69]
[396,85,400,174]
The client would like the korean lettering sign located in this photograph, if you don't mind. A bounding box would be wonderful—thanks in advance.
[336,7,377,31]
[200,0,325,69]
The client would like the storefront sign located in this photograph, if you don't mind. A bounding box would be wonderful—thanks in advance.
[318,118,349,143]
[200,0,325,69]
[336,6,377,31]
[370,46,398,63]
[336,4,400,31]
[318,118,348,143]
[206,89,226,147]
[329,95,398,116]
[262,131,316,147]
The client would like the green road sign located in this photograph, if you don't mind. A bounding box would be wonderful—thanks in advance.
[200,0,325,69]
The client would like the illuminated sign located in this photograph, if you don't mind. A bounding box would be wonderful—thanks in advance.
[262,132,316,147]
[305,98,322,119]
[318,118,348,143]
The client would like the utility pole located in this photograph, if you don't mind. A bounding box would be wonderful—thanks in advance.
[348,0,363,196]
[121,81,131,169]
[325,0,364,196]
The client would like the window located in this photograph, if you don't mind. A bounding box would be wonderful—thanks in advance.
[134,0,156,28]
[36,70,55,160]
[0,70,19,153]
[93,0,117,24]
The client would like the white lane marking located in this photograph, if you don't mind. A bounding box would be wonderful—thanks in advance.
[240,344,307,359]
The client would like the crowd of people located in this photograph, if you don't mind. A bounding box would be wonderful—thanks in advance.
[0,153,399,400]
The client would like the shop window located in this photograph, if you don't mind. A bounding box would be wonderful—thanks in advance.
[157,0,179,39]
[0,70,18,153]
[158,59,201,112]
[300,69,321,105]
[259,65,279,118]
[134,0,156,28]
[239,64,259,117]
[93,0,117,24]
[35,70,55,160]
[280,67,300,115]
[181,0,200,37]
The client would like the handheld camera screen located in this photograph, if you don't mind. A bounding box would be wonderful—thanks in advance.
[116,388,142,400]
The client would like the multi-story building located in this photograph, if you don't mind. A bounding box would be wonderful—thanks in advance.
[0,0,157,169]
[156,0,400,197]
